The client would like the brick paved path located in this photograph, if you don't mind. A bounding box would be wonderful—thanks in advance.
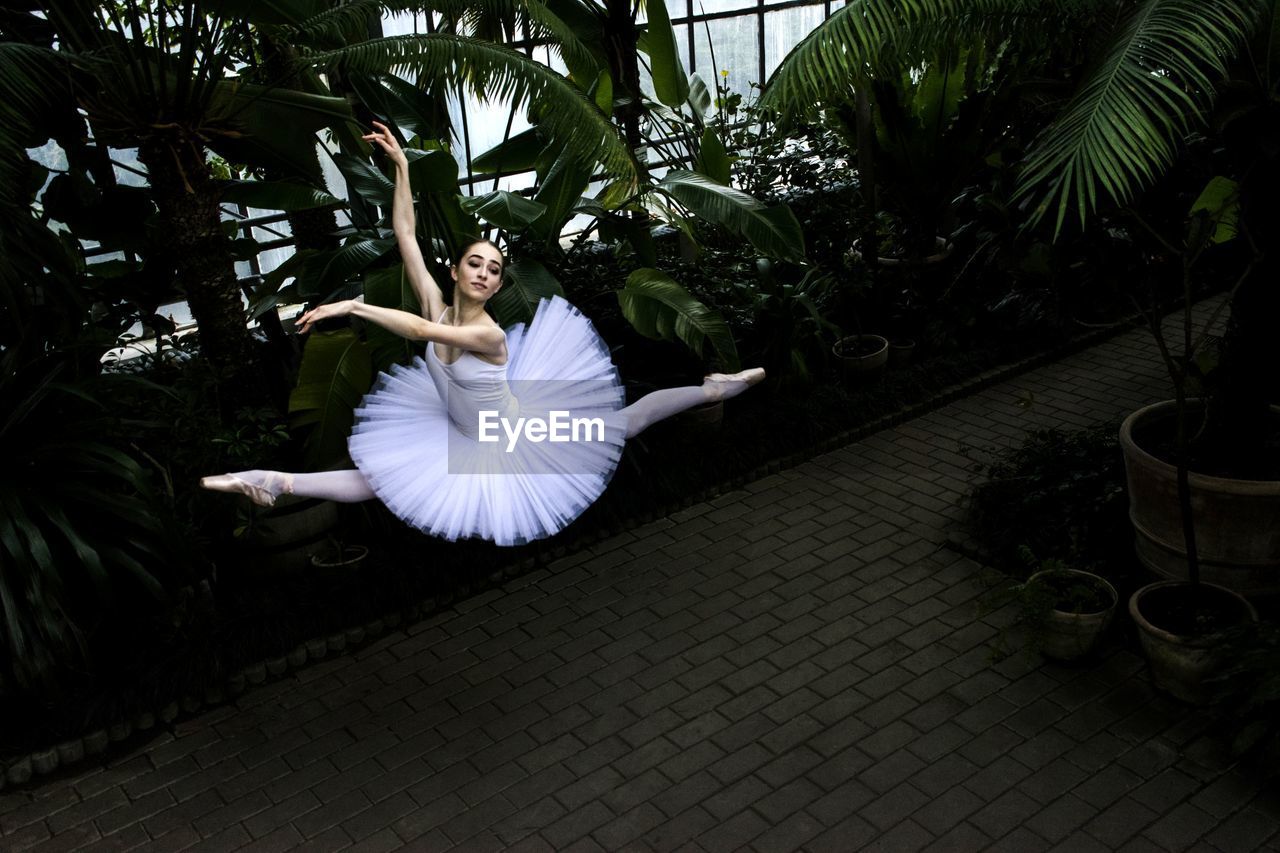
[3,307,1278,851]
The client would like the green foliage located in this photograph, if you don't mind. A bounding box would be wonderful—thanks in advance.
[1017,0,1257,234]
[1212,621,1280,759]
[763,0,1264,237]
[657,170,807,263]
[490,259,565,327]
[304,34,637,185]
[985,549,1115,659]
[288,329,375,470]
[0,359,198,691]
[967,423,1130,578]
[617,268,740,371]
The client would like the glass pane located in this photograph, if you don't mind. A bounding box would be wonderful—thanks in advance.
[690,0,757,15]
[381,11,426,36]
[694,14,761,96]
[764,5,827,80]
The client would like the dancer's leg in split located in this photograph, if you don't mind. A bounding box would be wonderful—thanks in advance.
[200,469,376,507]
[621,368,765,439]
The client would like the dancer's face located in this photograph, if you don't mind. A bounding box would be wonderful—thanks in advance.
[452,243,504,302]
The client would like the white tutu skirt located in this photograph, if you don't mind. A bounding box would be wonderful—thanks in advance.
[348,297,627,545]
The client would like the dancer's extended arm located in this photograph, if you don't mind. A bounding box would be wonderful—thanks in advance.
[296,300,505,355]
[364,122,446,323]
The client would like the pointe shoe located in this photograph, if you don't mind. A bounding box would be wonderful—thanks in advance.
[705,367,766,387]
[200,473,292,508]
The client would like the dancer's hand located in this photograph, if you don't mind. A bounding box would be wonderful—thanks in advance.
[296,300,354,334]
[362,121,408,169]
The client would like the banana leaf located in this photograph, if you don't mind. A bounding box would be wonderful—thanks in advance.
[288,328,375,470]
[490,258,565,326]
[617,268,739,370]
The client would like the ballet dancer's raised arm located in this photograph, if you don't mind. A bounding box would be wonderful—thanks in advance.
[296,300,505,356]
[363,121,446,323]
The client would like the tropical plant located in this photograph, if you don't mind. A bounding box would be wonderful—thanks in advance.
[762,0,1261,236]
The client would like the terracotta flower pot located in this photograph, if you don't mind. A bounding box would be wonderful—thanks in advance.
[1119,401,1280,596]
[1129,580,1257,705]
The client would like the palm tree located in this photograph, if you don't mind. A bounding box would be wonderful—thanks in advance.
[760,0,1261,235]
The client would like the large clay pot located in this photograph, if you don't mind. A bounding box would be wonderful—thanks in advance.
[1129,580,1257,705]
[1119,401,1280,597]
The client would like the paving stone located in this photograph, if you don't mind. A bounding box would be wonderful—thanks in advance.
[806,813,879,852]
[1084,797,1160,847]
[1142,802,1218,852]
[913,785,986,837]
[968,788,1043,840]
[697,807,770,853]
[1024,793,1099,843]
[1131,768,1201,813]
[1205,807,1280,851]
[1020,758,1091,806]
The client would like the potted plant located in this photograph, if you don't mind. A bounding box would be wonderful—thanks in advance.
[1129,580,1258,705]
[832,333,889,382]
[991,550,1119,662]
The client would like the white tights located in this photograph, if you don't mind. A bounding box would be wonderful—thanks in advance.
[234,375,756,504]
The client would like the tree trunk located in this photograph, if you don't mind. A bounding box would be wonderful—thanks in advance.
[138,137,264,408]
[604,0,646,177]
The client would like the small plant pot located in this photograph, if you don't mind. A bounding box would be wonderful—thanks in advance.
[833,335,889,382]
[1129,580,1258,705]
[888,339,917,368]
[1028,569,1118,661]
[310,544,369,570]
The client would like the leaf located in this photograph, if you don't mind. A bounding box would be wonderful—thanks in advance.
[696,128,732,184]
[589,68,614,115]
[305,34,636,186]
[617,268,740,369]
[219,179,342,211]
[460,190,548,231]
[346,72,451,141]
[688,72,712,119]
[490,258,565,326]
[299,236,397,302]
[642,0,690,108]
[288,328,374,469]
[1189,176,1240,244]
[405,147,463,189]
[471,127,547,174]
[1014,0,1257,235]
[362,264,419,371]
[658,170,806,262]
[531,147,593,243]
[334,152,395,207]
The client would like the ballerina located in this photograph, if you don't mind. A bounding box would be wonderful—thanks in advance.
[202,122,764,545]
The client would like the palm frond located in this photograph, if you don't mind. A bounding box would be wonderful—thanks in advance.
[1015,0,1260,234]
[0,43,73,211]
[760,0,1056,117]
[303,34,636,185]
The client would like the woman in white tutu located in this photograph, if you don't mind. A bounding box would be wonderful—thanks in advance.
[202,122,764,545]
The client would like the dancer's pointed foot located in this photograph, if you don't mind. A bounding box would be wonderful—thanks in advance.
[703,367,766,401]
[200,471,293,508]
[706,367,766,387]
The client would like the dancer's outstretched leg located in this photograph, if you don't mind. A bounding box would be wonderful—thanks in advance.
[201,469,376,507]
[621,367,764,439]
